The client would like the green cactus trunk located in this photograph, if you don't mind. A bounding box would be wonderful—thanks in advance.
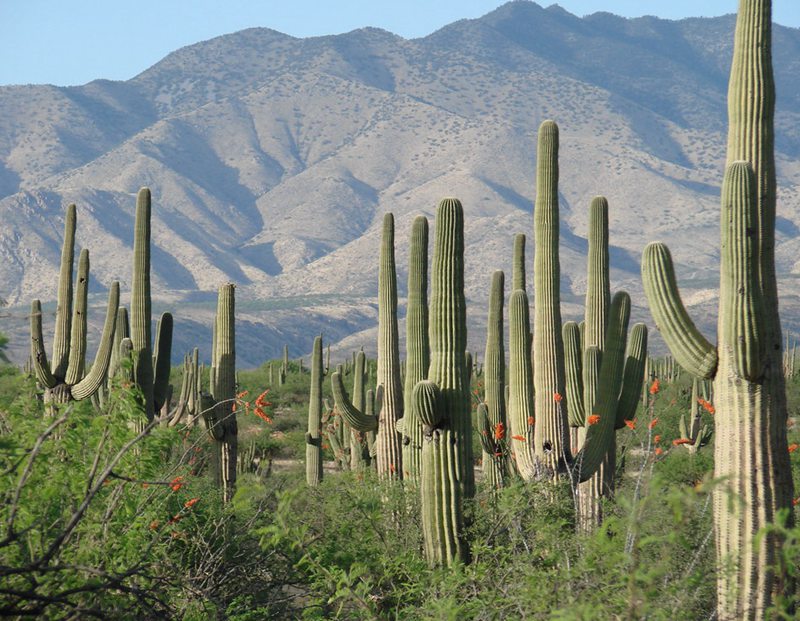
[482,270,508,488]
[350,351,369,469]
[532,121,571,477]
[376,213,404,479]
[507,288,537,480]
[402,216,430,481]
[205,283,238,502]
[417,197,470,565]
[306,336,323,486]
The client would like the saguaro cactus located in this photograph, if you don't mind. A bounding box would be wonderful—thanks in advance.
[30,204,120,410]
[481,270,508,488]
[416,197,470,565]
[306,335,323,486]
[532,120,571,478]
[130,188,172,420]
[400,216,430,481]
[642,2,794,617]
[202,283,238,502]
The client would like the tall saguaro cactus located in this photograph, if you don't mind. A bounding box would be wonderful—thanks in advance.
[306,335,323,486]
[642,2,793,617]
[416,197,470,565]
[203,283,238,502]
[482,270,507,488]
[401,216,430,481]
[30,204,120,410]
[130,188,172,420]
[532,120,571,477]
[376,213,404,479]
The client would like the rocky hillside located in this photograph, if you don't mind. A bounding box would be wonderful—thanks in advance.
[2,1,800,366]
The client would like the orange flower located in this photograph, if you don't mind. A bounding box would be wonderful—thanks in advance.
[789,443,799,454]
[587,414,600,426]
[624,419,636,430]
[494,452,503,457]
[793,497,800,506]
[494,422,506,441]
[149,519,160,530]
[698,398,715,415]
[527,416,535,426]
[553,392,563,403]
[649,379,660,395]
[389,463,396,474]
[168,514,182,524]
[254,407,272,423]
[236,390,249,399]
[511,435,526,441]
[672,438,692,446]
[255,389,271,408]
[655,447,663,456]
[654,434,661,444]
[170,476,185,492]
[649,418,658,430]
[184,497,200,509]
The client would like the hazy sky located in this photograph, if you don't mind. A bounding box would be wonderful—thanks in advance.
[2,1,798,86]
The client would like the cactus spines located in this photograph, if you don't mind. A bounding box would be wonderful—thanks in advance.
[376,213,404,479]
[401,215,430,480]
[614,324,649,429]
[512,233,526,291]
[481,270,507,488]
[562,322,585,429]
[532,120,570,477]
[306,335,324,485]
[641,243,718,379]
[331,371,378,432]
[52,204,76,380]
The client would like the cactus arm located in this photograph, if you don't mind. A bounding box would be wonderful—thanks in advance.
[331,371,378,432]
[614,323,648,429]
[65,249,90,385]
[30,300,57,389]
[641,242,718,379]
[563,321,585,427]
[507,289,537,480]
[574,292,630,483]
[72,283,120,401]
[52,204,76,379]
[152,312,173,413]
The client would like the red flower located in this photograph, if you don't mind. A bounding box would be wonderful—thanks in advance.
[149,519,160,530]
[553,392,563,403]
[624,419,636,430]
[655,447,663,456]
[697,398,715,415]
[793,497,800,506]
[184,497,200,509]
[649,379,660,395]
[789,443,799,454]
[170,476,185,492]
[672,438,692,446]
[494,422,505,441]
[654,434,661,444]
[649,418,658,430]
[389,463,396,474]
[237,390,249,399]
[511,435,526,441]
[527,416,535,426]
[587,414,600,426]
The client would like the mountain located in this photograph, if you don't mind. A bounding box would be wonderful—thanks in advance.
[2,1,800,367]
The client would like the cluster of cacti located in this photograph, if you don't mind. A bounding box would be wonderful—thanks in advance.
[641,2,795,616]
[30,204,120,413]
[201,283,238,502]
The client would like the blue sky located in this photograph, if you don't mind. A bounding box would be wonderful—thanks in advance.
[2,1,798,86]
